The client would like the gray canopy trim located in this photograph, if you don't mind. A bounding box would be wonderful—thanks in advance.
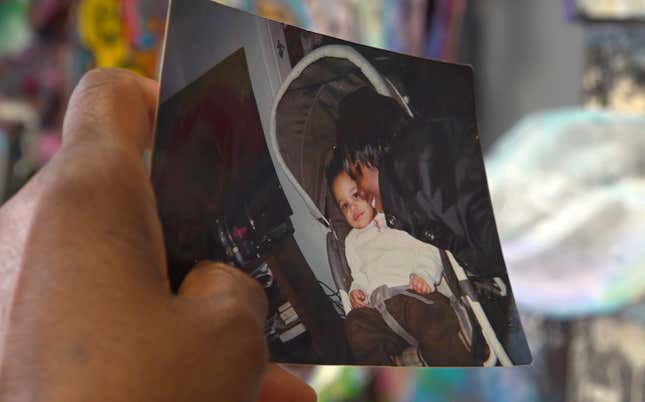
[270,45,413,227]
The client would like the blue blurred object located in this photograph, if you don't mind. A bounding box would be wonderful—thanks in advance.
[486,109,645,318]
[217,0,311,26]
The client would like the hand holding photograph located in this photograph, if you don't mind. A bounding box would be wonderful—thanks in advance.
[151,0,532,367]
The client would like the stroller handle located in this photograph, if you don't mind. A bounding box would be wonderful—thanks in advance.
[269,44,412,224]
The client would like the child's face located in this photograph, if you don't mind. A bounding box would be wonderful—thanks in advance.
[332,172,376,229]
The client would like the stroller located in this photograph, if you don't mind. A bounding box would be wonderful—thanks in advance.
[269,44,513,366]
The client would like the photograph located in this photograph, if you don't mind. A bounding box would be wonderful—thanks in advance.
[151,0,532,367]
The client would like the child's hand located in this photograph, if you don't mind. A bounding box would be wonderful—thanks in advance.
[350,289,367,308]
[410,274,433,295]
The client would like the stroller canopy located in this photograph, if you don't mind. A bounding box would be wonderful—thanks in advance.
[270,45,412,226]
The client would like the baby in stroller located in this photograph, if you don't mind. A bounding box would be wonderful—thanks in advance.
[326,153,475,366]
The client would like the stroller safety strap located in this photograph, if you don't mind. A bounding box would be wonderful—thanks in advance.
[368,285,433,348]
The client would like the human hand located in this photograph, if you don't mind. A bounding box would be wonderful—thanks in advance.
[0,69,315,402]
[409,274,433,295]
[349,289,367,308]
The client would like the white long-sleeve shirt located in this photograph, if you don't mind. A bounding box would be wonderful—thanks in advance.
[345,213,444,298]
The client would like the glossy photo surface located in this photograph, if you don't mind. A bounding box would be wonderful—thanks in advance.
[152,0,531,366]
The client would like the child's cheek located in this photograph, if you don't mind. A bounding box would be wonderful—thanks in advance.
[345,211,353,224]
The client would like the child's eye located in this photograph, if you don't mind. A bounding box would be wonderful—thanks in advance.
[341,203,347,210]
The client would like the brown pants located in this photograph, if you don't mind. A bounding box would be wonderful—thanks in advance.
[345,292,475,366]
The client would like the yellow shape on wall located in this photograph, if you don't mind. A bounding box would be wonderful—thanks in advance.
[77,0,129,67]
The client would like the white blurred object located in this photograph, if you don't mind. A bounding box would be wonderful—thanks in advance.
[575,0,645,19]
[486,109,645,317]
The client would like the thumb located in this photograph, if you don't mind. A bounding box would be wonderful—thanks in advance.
[178,264,316,402]
[175,261,270,402]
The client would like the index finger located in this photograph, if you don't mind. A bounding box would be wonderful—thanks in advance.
[62,68,159,156]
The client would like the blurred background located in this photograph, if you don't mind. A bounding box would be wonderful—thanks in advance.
[0,0,643,401]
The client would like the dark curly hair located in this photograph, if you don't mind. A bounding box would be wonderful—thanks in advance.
[336,86,410,178]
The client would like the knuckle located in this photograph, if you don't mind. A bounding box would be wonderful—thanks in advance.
[77,69,116,93]
[74,68,140,104]
[79,67,133,87]
[81,67,113,82]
